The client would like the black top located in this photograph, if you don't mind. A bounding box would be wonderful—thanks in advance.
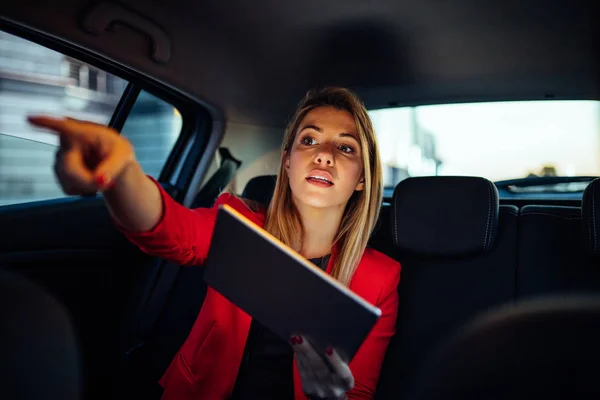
[230,255,330,400]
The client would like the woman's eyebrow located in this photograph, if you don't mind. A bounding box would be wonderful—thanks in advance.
[339,132,359,143]
[299,126,359,143]
[299,124,322,133]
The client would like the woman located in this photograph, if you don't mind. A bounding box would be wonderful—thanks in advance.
[28,87,401,400]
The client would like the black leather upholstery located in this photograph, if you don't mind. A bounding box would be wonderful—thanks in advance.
[241,175,277,206]
[409,296,600,400]
[392,176,499,256]
[376,176,517,400]
[582,178,600,258]
[369,204,395,253]
[0,269,82,400]
[518,205,600,298]
[389,182,600,400]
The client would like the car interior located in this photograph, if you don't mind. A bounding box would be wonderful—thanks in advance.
[1,0,599,399]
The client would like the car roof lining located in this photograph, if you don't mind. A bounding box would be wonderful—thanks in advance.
[2,0,598,127]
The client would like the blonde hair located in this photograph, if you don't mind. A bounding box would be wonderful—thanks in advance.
[264,87,383,286]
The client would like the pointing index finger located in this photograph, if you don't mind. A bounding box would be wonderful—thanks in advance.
[27,115,74,136]
[26,115,100,141]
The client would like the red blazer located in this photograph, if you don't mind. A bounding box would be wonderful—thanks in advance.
[119,180,401,400]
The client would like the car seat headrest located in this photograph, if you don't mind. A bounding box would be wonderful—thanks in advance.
[392,176,499,256]
[241,175,277,206]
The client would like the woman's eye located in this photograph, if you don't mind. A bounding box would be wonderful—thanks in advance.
[339,144,355,154]
[301,136,317,146]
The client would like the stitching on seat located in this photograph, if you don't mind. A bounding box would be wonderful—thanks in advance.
[393,192,399,246]
[484,182,491,250]
[588,200,593,255]
[588,186,593,253]
[593,182,597,253]
[521,212,580,220]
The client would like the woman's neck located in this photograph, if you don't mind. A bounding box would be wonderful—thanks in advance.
[295,202,344,259]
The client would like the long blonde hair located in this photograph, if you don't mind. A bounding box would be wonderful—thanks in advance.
[264,87,383,286]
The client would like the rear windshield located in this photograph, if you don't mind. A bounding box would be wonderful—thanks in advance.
[369,100,600,190]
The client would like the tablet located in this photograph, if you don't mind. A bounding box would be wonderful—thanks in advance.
[203,204,382,362]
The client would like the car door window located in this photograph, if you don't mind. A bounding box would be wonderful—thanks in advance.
[120,90,183,178]
[0,31,182,206]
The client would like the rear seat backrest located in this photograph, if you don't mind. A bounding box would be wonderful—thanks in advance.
[408,179,600,400]
[518,179,600,298]
[375,177,518,400]
[582,178,600,259]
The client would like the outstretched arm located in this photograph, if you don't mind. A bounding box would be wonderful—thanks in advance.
[28,115,219,265]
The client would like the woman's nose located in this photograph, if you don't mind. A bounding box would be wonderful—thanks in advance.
[316,156,332,165]
[314,144,334,166]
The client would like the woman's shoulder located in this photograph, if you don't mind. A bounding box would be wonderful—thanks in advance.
[351,248,401,304]
[361,247,400,270]
[355,248,401,284]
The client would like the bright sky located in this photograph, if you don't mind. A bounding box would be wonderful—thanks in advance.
[371,100,600,182]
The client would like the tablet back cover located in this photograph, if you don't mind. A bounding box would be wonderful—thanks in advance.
[203,204,381,362]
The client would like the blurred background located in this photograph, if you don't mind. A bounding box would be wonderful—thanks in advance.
[0,31,182,205]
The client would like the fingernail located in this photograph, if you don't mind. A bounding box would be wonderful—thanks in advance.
[96,174,107,187]
[296,336,303,344]
[325,347,333,356]
[290,337,297,345]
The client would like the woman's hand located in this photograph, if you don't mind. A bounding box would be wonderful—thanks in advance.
[27,115,163,232]
[27,115,135,193]
[291,335,353,400]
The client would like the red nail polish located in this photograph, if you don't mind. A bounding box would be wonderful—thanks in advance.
[296,336,303,344]
[290,337,297,345]
[326,347,333,356]
[96,174,106,187]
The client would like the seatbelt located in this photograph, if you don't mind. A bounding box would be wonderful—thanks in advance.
[124,148,242,356]
[191,147,242,208]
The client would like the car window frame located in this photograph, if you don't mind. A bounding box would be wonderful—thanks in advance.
[0,18,222,206]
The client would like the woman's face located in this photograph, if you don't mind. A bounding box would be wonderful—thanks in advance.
[285,106,365,210]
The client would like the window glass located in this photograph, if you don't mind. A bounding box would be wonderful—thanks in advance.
[0,31,182,206]
[370,100,600,189]
[120,91,183,178]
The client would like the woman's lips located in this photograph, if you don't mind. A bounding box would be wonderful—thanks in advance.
[306,175,334,187]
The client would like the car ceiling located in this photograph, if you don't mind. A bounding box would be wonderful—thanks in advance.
[2,0,598,127]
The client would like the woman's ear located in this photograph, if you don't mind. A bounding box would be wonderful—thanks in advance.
[283,150,290,170]
[355,177,365,191]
